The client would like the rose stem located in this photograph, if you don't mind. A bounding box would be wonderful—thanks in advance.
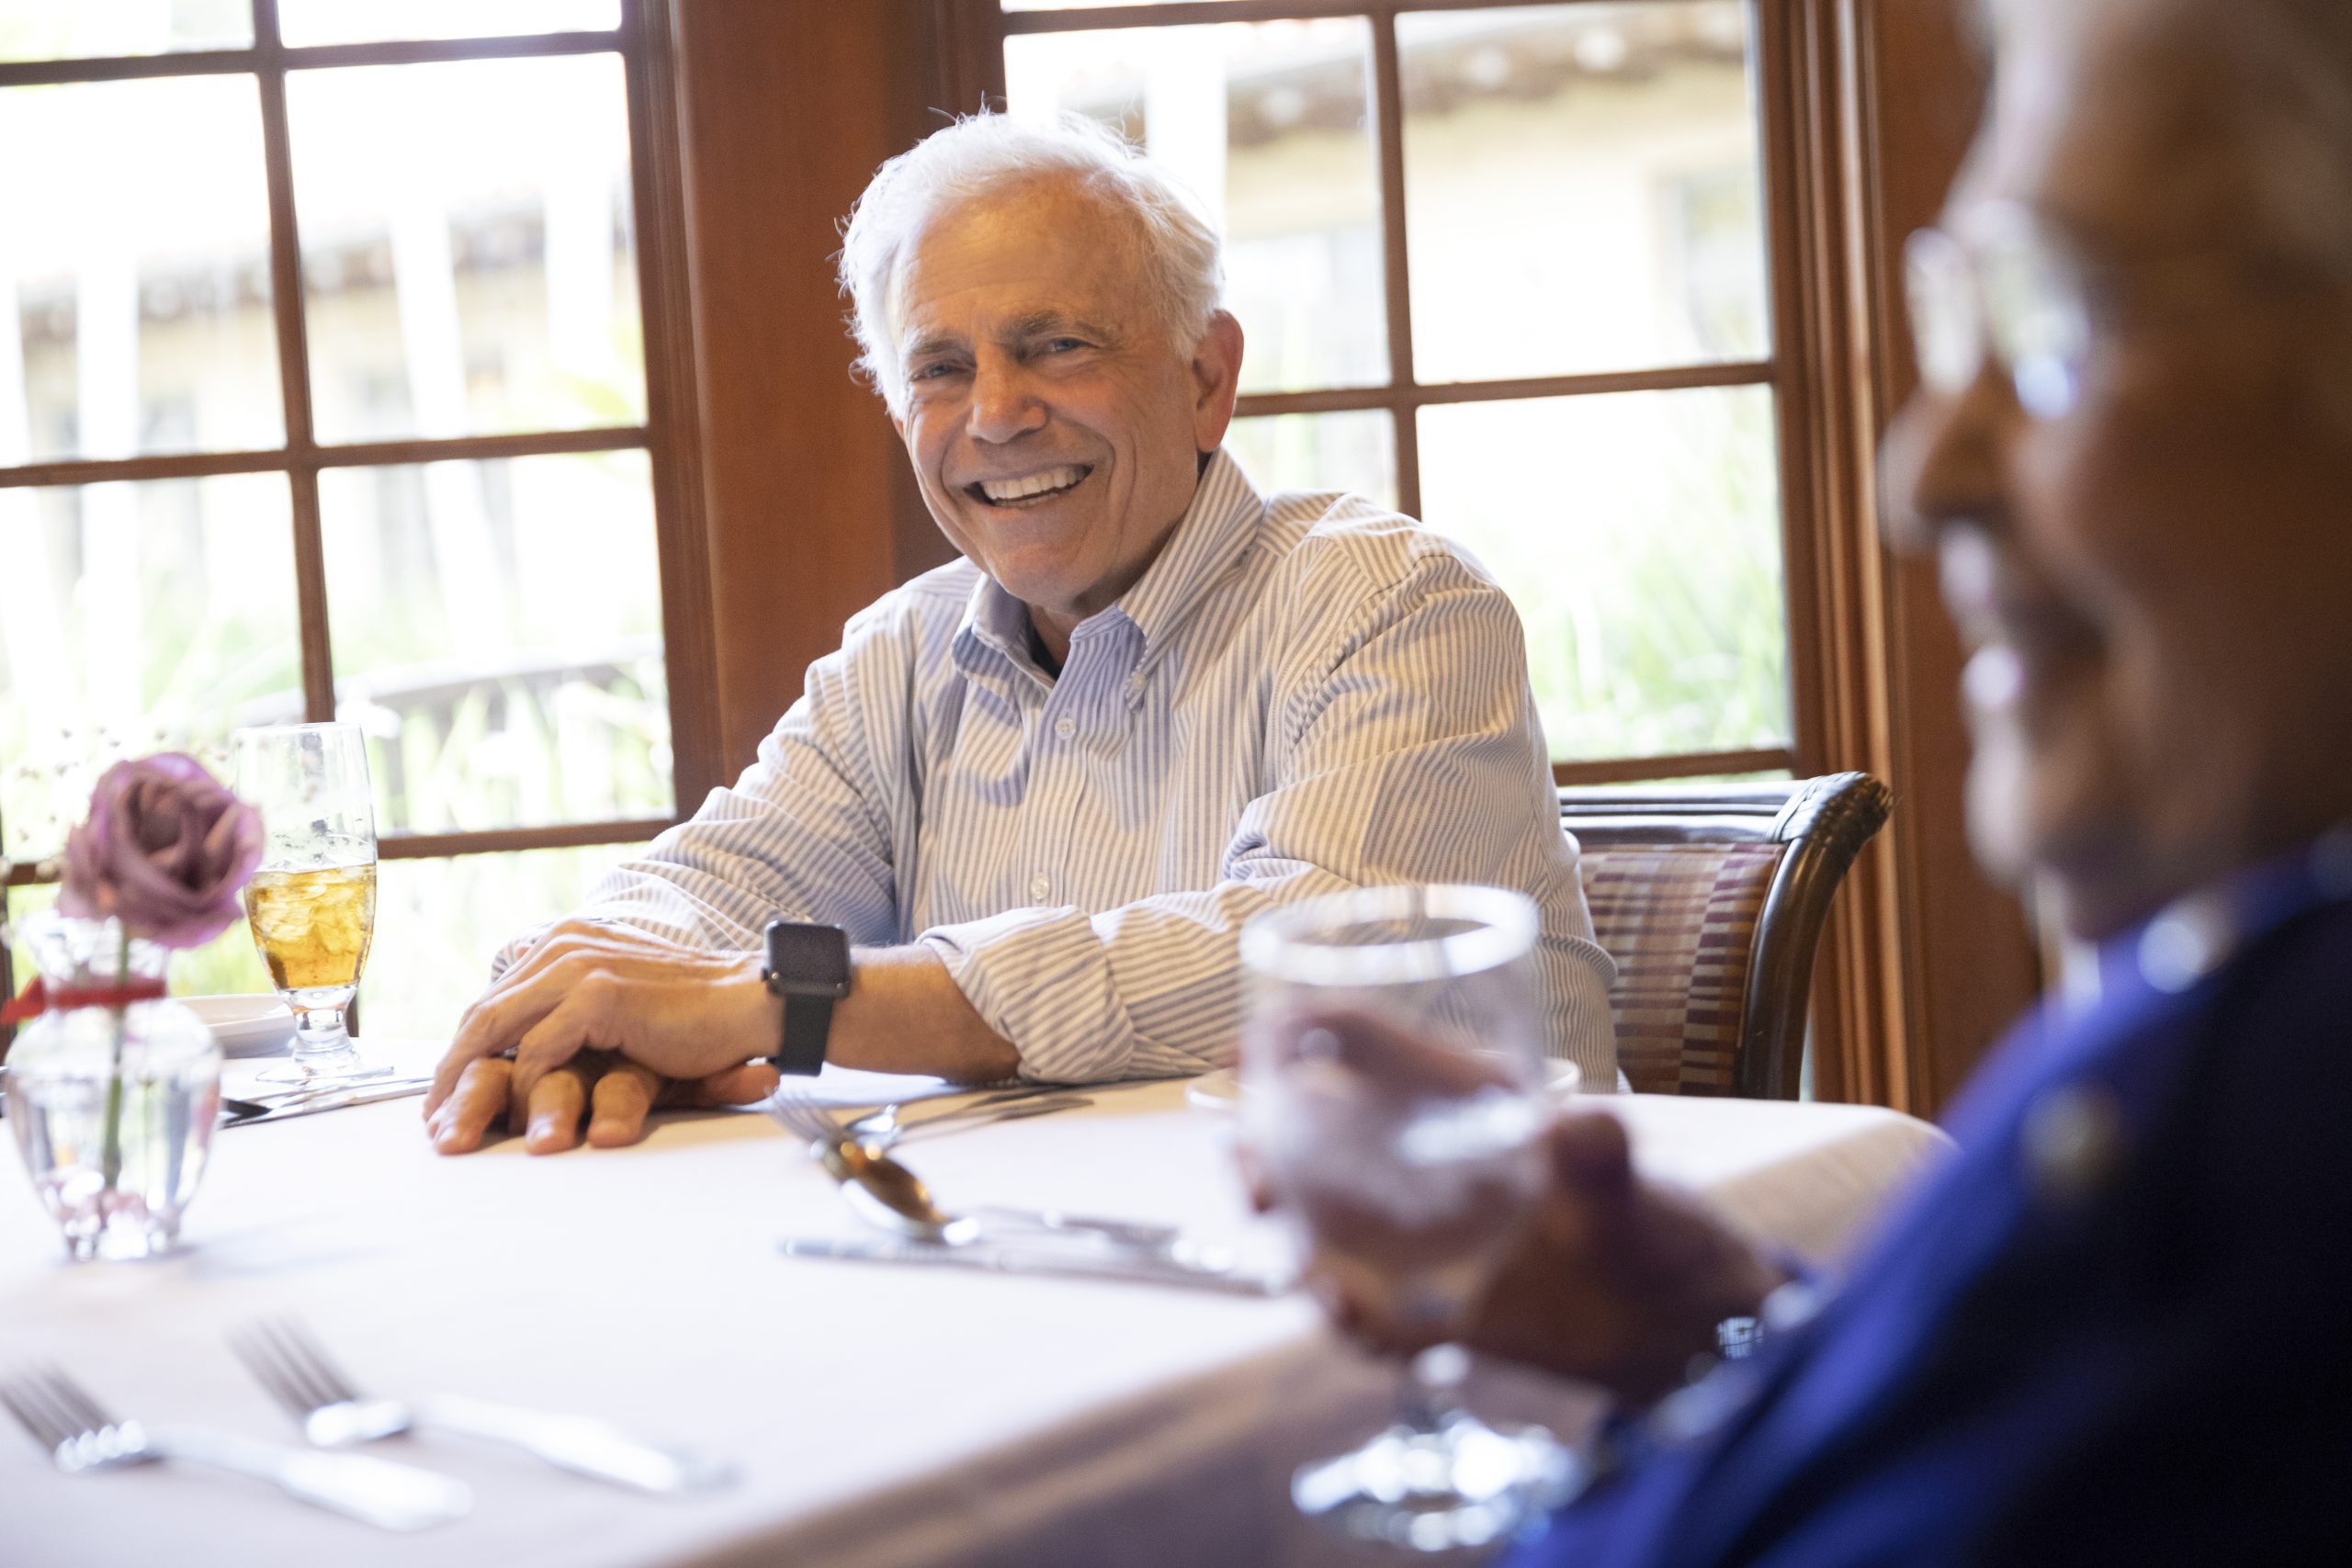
[99,930,128,1195]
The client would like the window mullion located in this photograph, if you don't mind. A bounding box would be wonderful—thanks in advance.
[616,0,724,812]
[253,0,335,725]
[1367,8,1419,517]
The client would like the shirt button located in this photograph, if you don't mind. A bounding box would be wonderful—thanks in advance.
[1053,716,1077,739]
[1029,874,1052,902]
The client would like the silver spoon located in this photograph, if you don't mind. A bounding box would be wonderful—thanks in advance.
[808,1134,1203,1259]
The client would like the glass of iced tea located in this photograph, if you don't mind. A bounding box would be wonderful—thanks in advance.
[1239,884,1573,1552]
[232,722,384,1085]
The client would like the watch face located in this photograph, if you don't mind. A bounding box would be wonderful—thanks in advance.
[767,921,852,990]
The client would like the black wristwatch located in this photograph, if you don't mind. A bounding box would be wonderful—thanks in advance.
[762,919,852,1076]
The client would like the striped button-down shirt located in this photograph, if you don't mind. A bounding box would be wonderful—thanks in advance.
[567,450,1618,1085]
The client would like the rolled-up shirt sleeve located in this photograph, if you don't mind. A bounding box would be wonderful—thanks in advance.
[916,548,1617,1087]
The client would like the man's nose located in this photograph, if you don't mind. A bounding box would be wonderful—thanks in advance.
[1879,362,2014,556]
[967,358,1047,445]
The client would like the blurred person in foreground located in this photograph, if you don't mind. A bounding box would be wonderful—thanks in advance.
[422,113,1615,1155]
[1290,0,2352,1560]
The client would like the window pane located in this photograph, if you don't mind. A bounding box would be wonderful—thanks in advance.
[1225,409,1396,512]
[319,450,673,835]
[288,54,646,445]
[1418,387,1788,761]
[281,1,618,46]
[1400,2,1769,384]
[1007,19,1386,395]
[4,881,277,1003]
[1,76,283,464]
[362,842,650,1040]
[0,473,301,863]
[0,2,250,61]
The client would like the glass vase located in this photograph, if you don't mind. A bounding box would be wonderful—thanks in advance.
[5,912,221,1261]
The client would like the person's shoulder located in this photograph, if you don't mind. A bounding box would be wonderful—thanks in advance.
[1253,488,1503,604]
[837,557,983,657]
[2204,893,2352,1084]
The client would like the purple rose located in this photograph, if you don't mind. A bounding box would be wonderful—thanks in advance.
[58,753,264,949]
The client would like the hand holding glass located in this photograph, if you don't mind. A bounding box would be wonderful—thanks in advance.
[1239,883,1575,1552]
[232,723,384,1084]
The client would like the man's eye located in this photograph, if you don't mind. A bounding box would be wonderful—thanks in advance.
[910,361,962,382]
[1041,338,1087,355]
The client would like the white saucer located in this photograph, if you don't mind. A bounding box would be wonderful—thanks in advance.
[1186,1057,1585,1113]
[182,994,296,1057]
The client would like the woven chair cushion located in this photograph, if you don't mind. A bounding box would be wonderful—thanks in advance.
[1582,841,1784,1095]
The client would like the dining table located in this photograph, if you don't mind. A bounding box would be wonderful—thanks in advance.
[0,1038,1954,1568]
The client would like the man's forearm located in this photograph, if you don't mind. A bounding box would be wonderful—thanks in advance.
[824,946,1023,1082]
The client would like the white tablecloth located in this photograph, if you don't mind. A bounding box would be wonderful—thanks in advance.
[0,1046,1951,1568]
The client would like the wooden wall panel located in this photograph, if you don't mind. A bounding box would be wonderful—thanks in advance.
[1849,0,2045,1110]
[670,0,949,777]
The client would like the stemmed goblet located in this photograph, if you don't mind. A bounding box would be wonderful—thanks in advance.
[232,723,387,1085]
[1240,883,1576,1552]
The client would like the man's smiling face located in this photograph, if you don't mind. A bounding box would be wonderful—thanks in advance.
[888,176,1243,660]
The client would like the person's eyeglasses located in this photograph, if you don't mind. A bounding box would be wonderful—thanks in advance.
[1905,205,2092,422]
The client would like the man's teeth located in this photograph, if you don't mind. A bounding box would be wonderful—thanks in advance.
[979,466,1085,503]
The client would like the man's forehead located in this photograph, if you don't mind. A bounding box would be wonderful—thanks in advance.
[1958,0,2262,254]
[894,180,1144,310]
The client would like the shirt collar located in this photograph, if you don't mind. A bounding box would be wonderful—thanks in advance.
[953,569,1048,685]
[1109,448,1263,672]
[949,448,1266,686]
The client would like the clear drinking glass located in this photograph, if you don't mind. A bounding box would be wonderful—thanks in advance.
[1239,884,1575,1551]
[232,723,384,1084]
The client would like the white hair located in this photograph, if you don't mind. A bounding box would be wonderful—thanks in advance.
[836,111,1227,415]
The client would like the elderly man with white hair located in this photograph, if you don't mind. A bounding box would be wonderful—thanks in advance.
[423,113,1616,1154]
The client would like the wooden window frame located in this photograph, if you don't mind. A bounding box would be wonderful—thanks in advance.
[0,0,720,896]
[941,0,1804,789]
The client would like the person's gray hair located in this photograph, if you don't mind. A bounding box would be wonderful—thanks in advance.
[836,111,1227,415]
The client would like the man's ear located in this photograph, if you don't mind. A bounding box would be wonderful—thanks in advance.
[1190,310,1246,454]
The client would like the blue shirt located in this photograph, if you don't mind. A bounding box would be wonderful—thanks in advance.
[1512,829,2352,1565]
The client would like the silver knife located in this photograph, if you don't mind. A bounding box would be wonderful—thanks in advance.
[777,1235,1286,1296]
[219,1079,431,1127]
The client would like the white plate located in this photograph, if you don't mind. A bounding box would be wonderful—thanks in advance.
[182,994,296,1057]
[1186,1057,1585,1113]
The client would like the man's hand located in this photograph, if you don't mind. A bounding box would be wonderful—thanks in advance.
[424,919,779,1147]
[426,1051,777,1155]
[1261,1108,1788,1408]
[1459,1111,1788,1405]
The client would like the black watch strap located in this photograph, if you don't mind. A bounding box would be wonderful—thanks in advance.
[763,919,851,1077]
[774,993,834,1077]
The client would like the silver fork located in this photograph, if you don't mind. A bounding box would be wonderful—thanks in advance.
[230,1317,735,1495]
[845,1083,1087,1148]
[0,1361,470,1530]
